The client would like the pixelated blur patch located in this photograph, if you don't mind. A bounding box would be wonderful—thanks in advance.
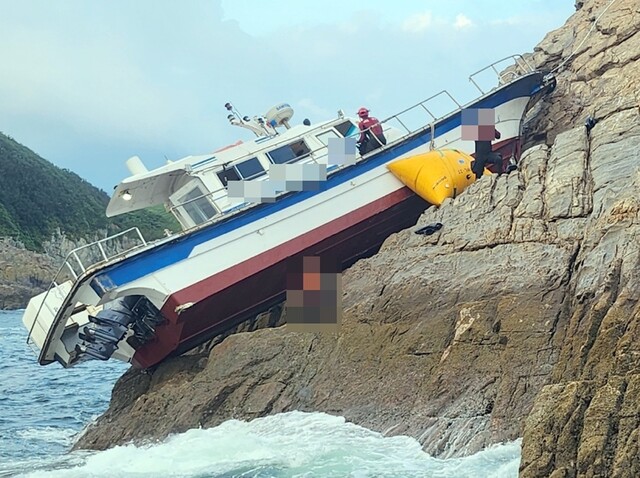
[461,108,495,140]
[286,255,342,334]
[227,163,329,204]
[227,179,281,204]
[461,108,479,126]
[477,124,496,141]
[328,137,356,166]
[478,108,495,125]
[461,125,478,141]
[269,164,326,192]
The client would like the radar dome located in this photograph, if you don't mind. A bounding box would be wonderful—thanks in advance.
[265,103,294,128]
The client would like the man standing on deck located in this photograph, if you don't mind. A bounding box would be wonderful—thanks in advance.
[357,107,387,155]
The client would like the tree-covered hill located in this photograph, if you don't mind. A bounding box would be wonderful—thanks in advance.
[0,132,179,251]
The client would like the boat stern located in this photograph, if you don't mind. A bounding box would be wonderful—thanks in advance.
[23,281,90,367]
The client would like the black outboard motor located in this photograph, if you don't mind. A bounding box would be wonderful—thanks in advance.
[77,296,164,361]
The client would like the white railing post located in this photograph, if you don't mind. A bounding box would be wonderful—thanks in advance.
[65,262,78,280]
[419,103,437,122]
[97,241,108,262]
[135,228,147,246]
[72,251,85,273]
[444,91,462,109]
[469,76,484,95]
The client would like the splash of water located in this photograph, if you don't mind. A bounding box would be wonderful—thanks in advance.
[0,310,521,478]
[16,412,520,478]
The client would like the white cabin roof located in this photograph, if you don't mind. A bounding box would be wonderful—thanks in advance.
[106,116,358,217]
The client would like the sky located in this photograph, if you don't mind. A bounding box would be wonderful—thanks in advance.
[0,1,575,193]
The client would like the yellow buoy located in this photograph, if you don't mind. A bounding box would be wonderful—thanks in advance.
[387,149,487,206]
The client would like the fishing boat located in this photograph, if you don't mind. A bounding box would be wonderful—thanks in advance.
[23,56,555,369]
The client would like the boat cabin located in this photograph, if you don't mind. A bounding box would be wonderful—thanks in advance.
[106,113,381,231]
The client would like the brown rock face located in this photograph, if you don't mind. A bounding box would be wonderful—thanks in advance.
[0,239,57,309]
[75,0,640,476]
[77,236,575,456]
[515,0,640,475]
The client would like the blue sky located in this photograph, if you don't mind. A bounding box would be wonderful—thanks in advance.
[0,1,575,193]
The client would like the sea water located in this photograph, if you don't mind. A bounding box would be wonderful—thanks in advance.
[0,309,522,477]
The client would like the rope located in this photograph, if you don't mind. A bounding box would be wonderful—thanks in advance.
[429,122,435,150]
[550,0,621,75]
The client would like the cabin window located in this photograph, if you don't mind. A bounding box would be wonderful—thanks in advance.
[267,140,311,164]
[216,167,241,187]
[316,130,340,146]
[335,120,357,138]
[179,186,217,225]
[235,157,265,180]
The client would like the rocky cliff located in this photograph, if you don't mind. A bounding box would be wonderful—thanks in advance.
[0,238,57,310]
[76,0,640,475]
[0,231,117,310]
[516,0,640,476]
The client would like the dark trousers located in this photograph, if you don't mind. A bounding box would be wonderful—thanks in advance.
[359,132,387,155]
[471,152,503,179]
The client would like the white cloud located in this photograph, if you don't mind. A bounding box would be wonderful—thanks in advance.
[402,11,433,33]
[454,14,473,29]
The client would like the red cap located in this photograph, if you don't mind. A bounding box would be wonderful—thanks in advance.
[357,107,369,118]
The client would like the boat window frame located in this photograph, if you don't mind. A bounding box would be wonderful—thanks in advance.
[315,129,341,147]
[334,120,358,138]
[171,180,219,228]
[216,166,241,187]
[235,156,266,180]
[266,139,311,165]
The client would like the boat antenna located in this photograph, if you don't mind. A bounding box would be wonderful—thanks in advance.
[224,101,273,138]
[225,102,245,124]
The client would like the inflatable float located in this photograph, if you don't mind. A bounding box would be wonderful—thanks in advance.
[387,149,489,206]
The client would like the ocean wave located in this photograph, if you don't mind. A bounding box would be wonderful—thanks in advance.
[16,427,78,445]
[15,411,521,478]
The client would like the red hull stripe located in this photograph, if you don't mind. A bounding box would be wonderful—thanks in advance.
[162,187,413,316]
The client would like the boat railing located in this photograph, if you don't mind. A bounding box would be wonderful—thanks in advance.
[24,54,535,354]
[26,227,147,346]
[168,54,532,232]
[468,54,534,95]
[61,227,148,280]
[375,90,461,147]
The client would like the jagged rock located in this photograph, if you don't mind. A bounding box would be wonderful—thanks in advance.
[0,238,57,309]
[76,118,588,457]
[0,227,148,309]
[72,1,640,476]
[517,0,640,475]
[78,233,575,457]
[525,0,640,147]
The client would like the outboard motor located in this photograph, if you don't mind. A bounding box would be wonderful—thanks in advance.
[77,296,164,361]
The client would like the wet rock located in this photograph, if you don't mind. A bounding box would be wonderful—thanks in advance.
[75,1,640,475]
[77,150,581,457]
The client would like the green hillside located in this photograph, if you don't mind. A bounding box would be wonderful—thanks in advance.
[0,132,179,251]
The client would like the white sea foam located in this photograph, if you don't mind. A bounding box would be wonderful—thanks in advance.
[17,411,521,478]
[2,310,521,477]
[16,427,78,443]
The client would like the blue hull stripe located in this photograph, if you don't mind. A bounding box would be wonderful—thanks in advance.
[95,73,543,292]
